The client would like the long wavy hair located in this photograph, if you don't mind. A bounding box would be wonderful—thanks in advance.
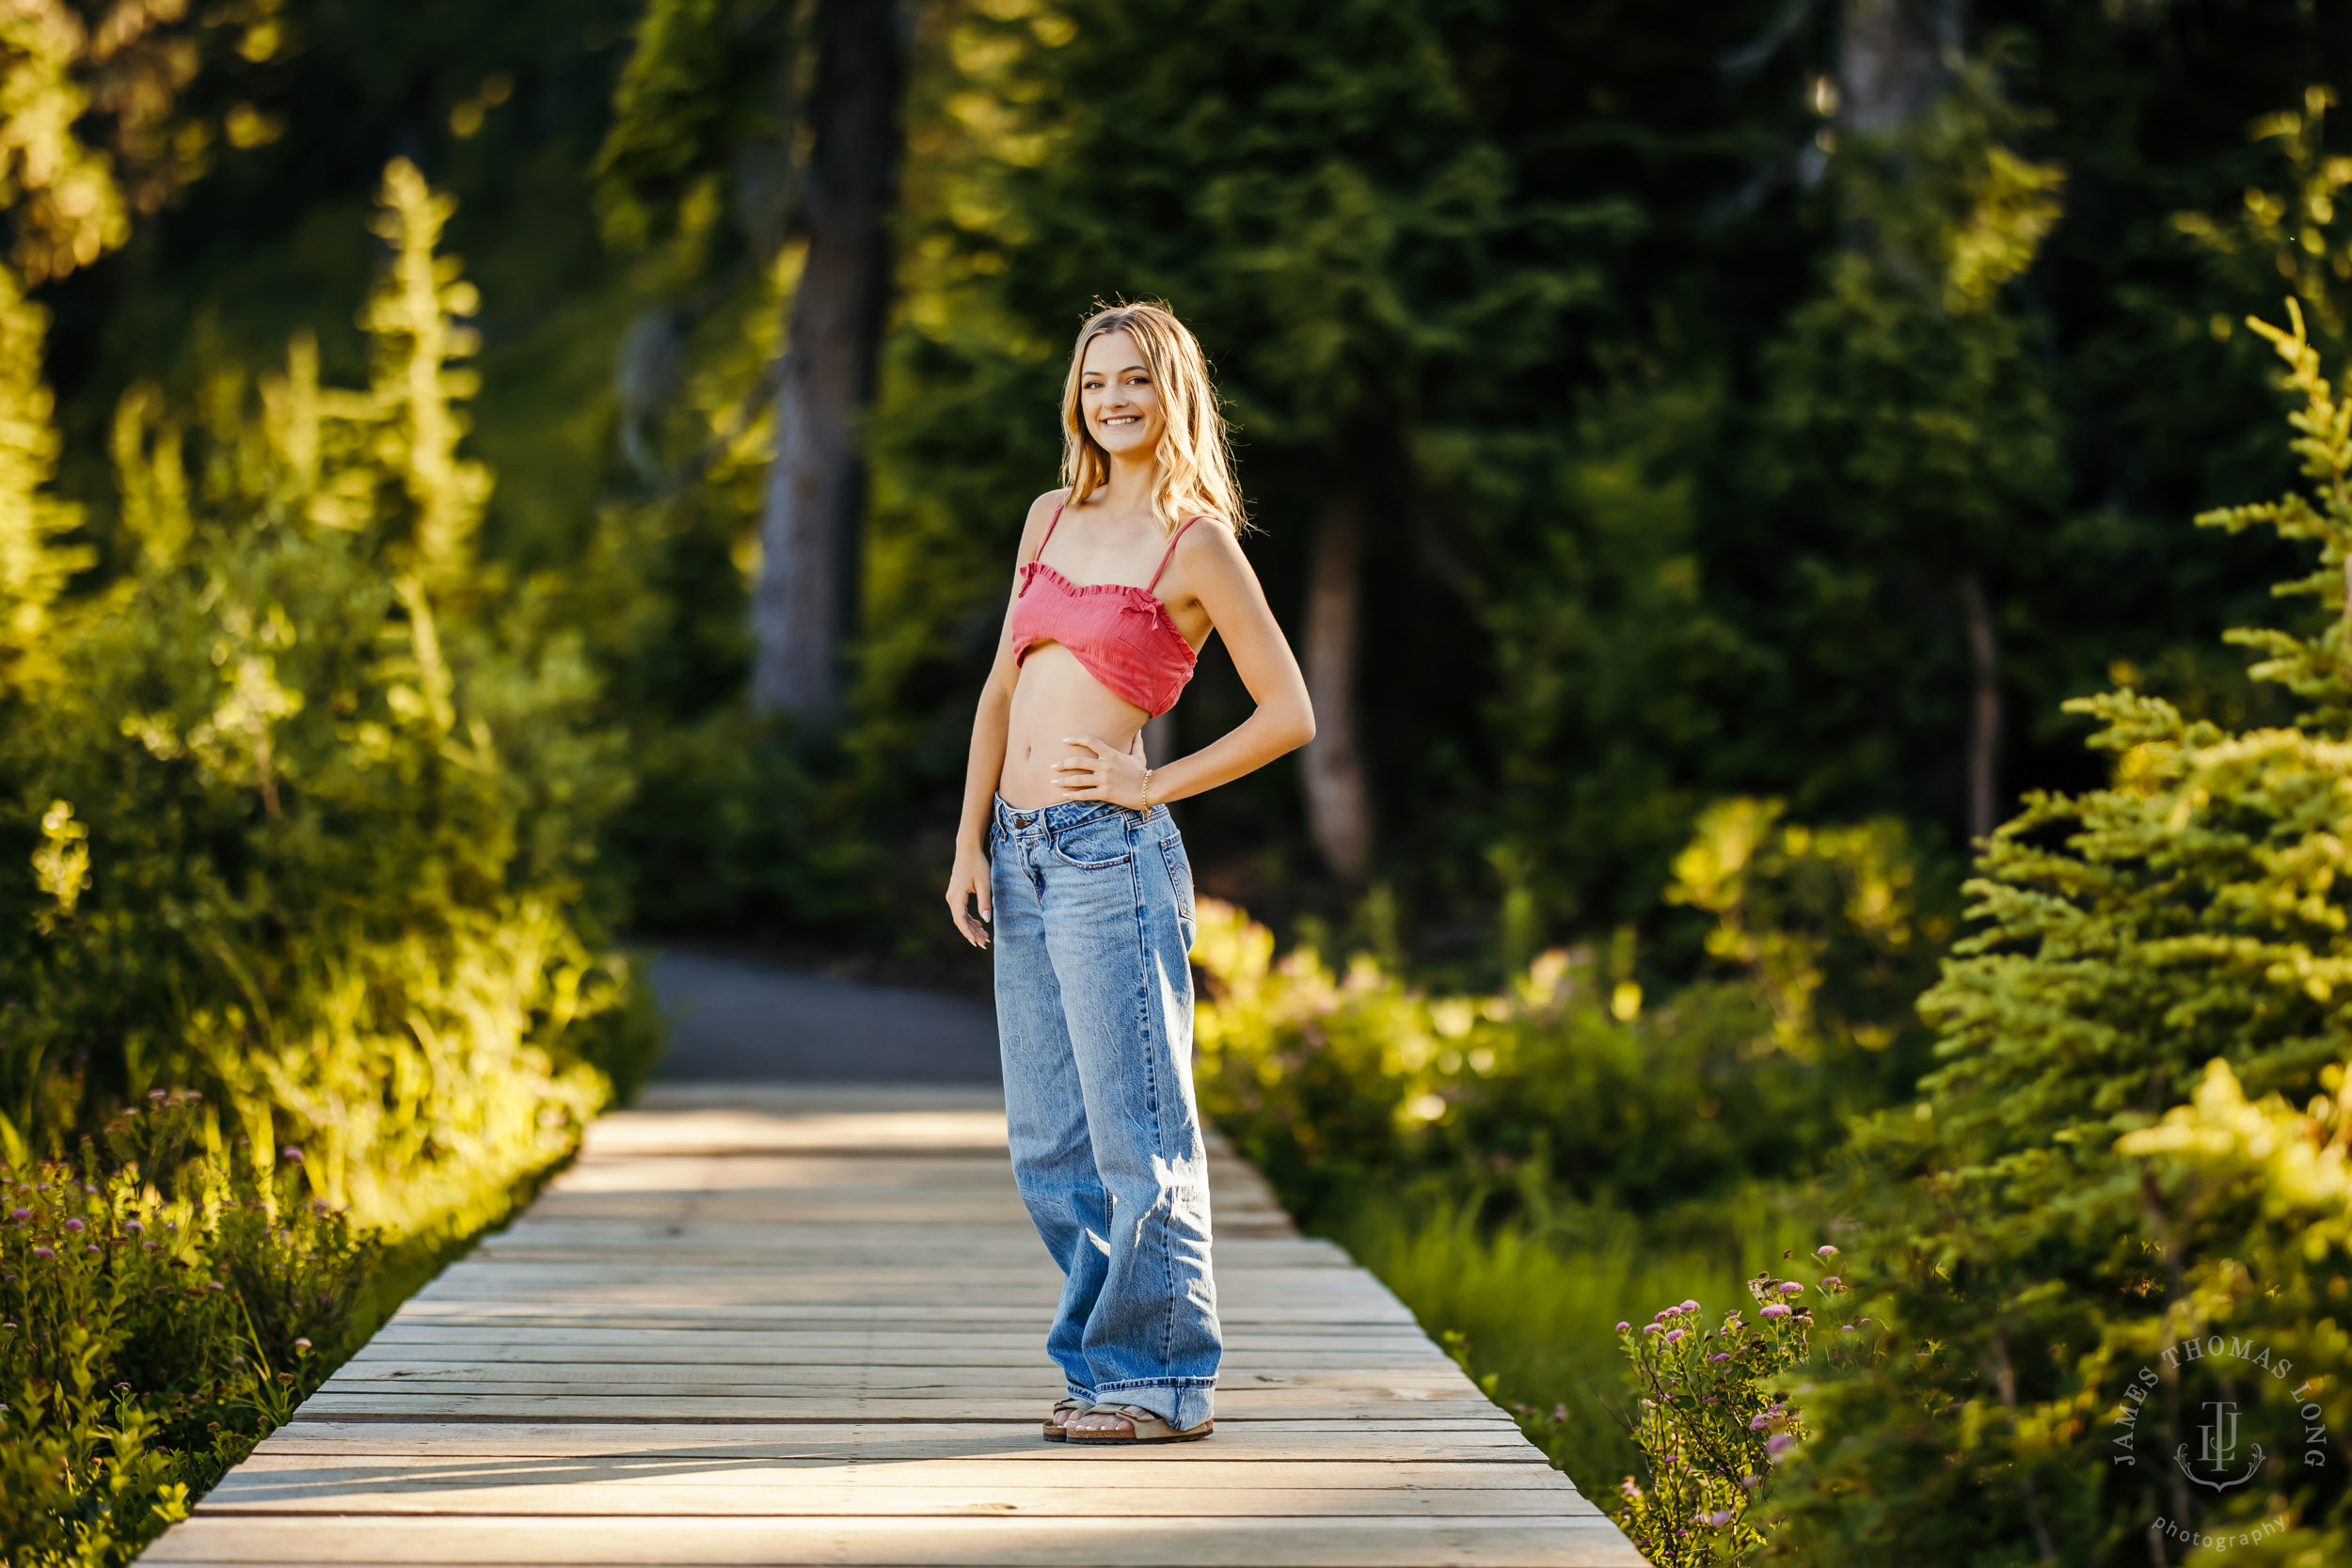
[1058,301,1248,534]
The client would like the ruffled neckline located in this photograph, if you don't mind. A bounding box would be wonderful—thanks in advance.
[1021,561,1194,655]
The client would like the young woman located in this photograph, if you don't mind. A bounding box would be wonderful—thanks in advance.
[943,302,1314,1445]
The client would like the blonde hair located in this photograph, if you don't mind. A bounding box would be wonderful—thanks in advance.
[1058,301,1248,534]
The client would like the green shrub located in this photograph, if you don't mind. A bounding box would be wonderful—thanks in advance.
[1605,1254,1863,1567]
[1191,800,1945,1224]
[0,1093,366,1566]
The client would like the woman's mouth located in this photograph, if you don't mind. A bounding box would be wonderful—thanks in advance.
[1102,415,1140,427]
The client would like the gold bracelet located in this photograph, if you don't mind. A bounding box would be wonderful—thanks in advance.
[1141,768,1153,815]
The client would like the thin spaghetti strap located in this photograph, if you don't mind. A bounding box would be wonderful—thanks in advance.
[1030,499,1067,564]
[1147,515,1205,591]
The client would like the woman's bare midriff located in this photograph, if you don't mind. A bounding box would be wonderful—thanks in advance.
[997,641,1149,809]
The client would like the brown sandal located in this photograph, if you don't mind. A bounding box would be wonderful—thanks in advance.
[1064,1402,1214,1445]
[1041,1397,1089,1441]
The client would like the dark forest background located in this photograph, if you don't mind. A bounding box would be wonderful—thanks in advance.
[36,0,2347,986]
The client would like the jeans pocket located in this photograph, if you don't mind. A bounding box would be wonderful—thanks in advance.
[1052,815,1135,869]
[1158,832,1196,940]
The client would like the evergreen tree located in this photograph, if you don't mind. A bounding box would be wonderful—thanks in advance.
[1778,298,2352,1562]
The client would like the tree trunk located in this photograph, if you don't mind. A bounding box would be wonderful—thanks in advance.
[1838,0,1963,133]
[752,0,902,720]
[1302,490,1374,882]
[1959,569,2000,841]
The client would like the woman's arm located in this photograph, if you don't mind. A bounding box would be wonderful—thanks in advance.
[945,492,1064,947]
[1052,521,1313,807]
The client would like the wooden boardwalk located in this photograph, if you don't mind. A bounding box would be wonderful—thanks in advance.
[145,1085,1643,1566]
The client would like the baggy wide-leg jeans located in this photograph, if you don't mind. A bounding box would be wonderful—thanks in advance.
[990,794,1221,1430]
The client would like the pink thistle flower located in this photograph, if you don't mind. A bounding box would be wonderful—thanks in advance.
[1816,1244,1838,1259]
[1664,1328,1686,1344]
[1761,1304,1790,1320]
[1697,1509,1734,1528]
[1644,1323,1662,1335]
[30,1246,54,1259]
[63,1218,83,1233]
[1616,1322,1630,1331]
[1680,1299,1699,1311]
[1778,1280,1803,1295]
[1822,1275,1842,1289]
[1766,1433,1796,1459]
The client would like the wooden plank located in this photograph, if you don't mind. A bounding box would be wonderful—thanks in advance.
[198,1458,1598,1518]
[315,1365,1481,1396]
[293,1392,1495,1421]
[249,1420,1539,1462]
[141,1514,1648,1566]
[342,1347,1446,1371]
[357,1327,1442,1354]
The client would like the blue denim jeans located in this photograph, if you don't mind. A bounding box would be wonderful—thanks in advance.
[990,794,1220,1430]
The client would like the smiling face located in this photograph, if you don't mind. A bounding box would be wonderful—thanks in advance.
[1078,330,1166,465]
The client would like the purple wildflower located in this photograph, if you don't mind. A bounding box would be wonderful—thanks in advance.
[1822,1275,1842,1289]
[1680,1299,1699,1311]
[1761,1304,1790,1320]
[280,1148,304,1165]
[1697,1509,1734,1528]
[1816,1244,1838,1259]
[1644,1323,1662,1335]
[30,1246,53,1260]
[63,1218,83,1233]
[1778,1280,1803,1295]
[1766,1433,1796,1459]
[1664,1328,1686,1344]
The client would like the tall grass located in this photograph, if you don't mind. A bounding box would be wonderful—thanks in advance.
[1330,1184,1827,1493]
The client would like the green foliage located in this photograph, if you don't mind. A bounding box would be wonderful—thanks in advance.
[0,1092,367,1568]
[1193,798,1943,1221]
[0,152,656,1562]
[1607,1258,1862,1567]
[1340,1190,1821,1501]
[1771,310,2352,1564]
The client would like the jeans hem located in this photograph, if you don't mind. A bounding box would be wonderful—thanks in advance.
[1094,1377,1216,1430]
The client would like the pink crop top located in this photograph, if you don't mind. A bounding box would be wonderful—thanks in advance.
[1007,501,1202,717]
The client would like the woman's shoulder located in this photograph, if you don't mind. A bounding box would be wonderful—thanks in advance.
[1011,487,1073,559]
[1174,511,1243,558]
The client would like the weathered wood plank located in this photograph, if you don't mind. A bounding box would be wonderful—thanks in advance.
[141,1514,1648,1566]
[357,1327,1441,1355]
[199,1458,1598,1517]
[294,1391,1495,1421]
[248,1420,1539,1461]
[314,1365,1481,1397]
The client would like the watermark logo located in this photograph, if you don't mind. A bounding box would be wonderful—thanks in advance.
[2182,1399,2261,1492]
[2110,1332,2329,1551]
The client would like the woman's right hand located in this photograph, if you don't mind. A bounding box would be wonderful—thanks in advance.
[945,843,993,948]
